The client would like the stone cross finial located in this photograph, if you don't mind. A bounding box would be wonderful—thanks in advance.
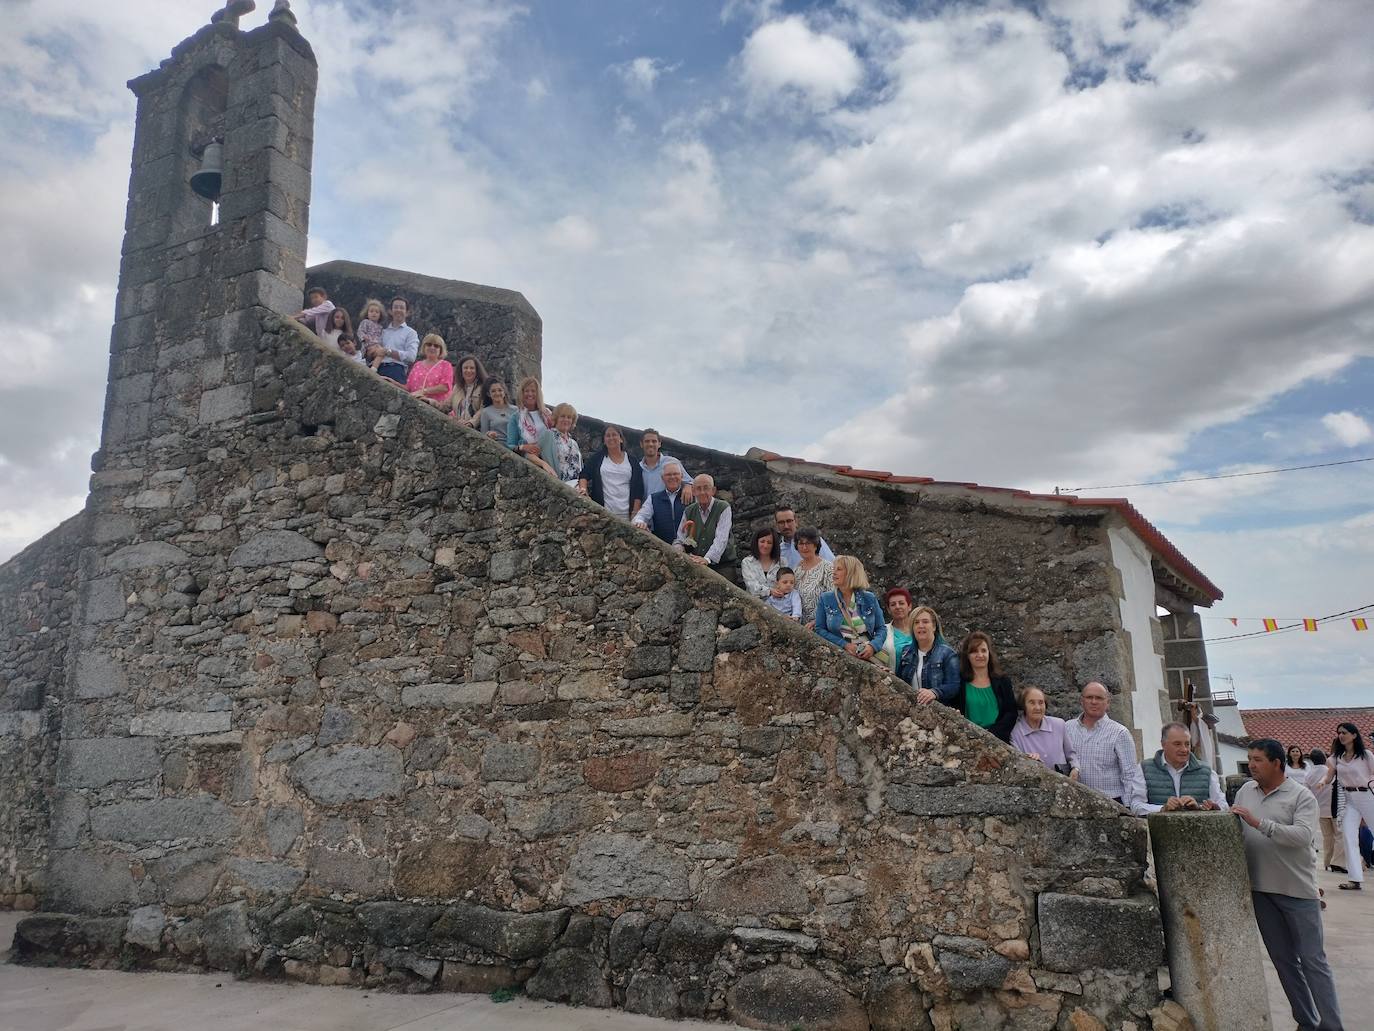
[268,0,298,28]
[210,0,256,27]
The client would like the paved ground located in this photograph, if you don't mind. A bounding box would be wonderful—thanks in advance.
[3,873,1370,1030]
[1260,866,1372,1028]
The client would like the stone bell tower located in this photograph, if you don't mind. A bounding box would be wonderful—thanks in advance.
[40,3,317,913]
[103,1,316,451]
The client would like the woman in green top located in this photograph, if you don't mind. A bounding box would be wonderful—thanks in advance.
[952,631,1018,743]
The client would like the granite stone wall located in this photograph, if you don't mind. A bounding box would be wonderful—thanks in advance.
[16,317,1164,1029]
[0,515,82,907]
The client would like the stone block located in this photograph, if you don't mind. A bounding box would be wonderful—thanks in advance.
[1149,812,1270,1031]
[229,528,323,567]
[727,965,869,1031]
[609,911,649,968]
[290,745,405,804]
[480,742,540,782]
[657,912,728,965]
[356,901,442,946]
[433,903,569,961]
[130,710,232,736]
[525,948,613,1008]
[46,850,138,911]
[440,961,529,994]
[202,901,255,971]
[126,905,166,950]
[1037,893,1162,973]
[701,856,812,916]
[57,737,159,787]
[885,783,1050,817]
[676,608,718,671]
[563,833,692,904]
[732,927,819,953]
[626,972,681,1019]
[199,382,252,424]
[104,541,189,570]
[81,576,126,623]
[308,847,389,895]
[225,858,306,894]
[401,681,497,708]
[90,797,234,844]
[73,651,129,699]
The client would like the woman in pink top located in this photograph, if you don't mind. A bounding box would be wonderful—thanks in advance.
[406,334,454,409]
[1318,723,1374,891]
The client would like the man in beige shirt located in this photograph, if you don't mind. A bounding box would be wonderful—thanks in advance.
[1233,738,1344,1031]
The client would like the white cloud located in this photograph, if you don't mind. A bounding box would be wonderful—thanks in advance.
[741,15,862,111]
[618,56,674,92]
[545,214,600,252]
[526,78,548,102]
[1322,411,1373,447]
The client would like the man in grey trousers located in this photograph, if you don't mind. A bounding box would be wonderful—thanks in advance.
[1233,738,1344,1031]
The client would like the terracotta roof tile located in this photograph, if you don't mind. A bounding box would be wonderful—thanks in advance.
[753,452,1223,603]
[1240,707,1374,753]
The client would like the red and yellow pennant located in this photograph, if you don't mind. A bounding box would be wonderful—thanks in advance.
[1355,618,1370,631]
[1262,618,1279,632]
[1302,618,1318,632]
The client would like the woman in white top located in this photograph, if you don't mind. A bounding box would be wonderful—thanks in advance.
[741,528,782,598]
[1306,748,1348,873]
[1318,723,1374,890]
[1285,744,1309,779]
[578,424,645,520]
[451,354,488,428]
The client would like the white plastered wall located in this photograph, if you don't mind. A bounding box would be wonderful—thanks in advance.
[1108,524,1167,755]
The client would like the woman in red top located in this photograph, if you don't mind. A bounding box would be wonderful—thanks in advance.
[406,334,455,409]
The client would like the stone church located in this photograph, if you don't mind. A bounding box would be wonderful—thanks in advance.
[0,5,1222,1028]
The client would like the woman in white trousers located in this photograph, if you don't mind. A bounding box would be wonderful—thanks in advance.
[1318,723,1374,891]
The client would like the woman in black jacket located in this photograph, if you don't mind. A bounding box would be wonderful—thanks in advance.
[578,424,646,521]
[951,631,1018,743]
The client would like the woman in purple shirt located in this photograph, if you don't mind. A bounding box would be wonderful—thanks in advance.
[1010,686,1079,779]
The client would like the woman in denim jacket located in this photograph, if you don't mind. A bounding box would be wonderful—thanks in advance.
[813,556,888,661]
[897,605,960,705]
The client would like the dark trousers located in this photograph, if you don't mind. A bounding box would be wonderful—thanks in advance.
[1251,891,1343,1031]
[377,361,407,385]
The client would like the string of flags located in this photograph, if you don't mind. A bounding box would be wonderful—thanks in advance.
[1222,617,1369,632]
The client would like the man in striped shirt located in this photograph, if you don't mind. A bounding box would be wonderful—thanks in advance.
[1065,682,1145,806]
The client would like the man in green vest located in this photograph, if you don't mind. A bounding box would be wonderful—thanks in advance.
[674,473,733,566]
[1130,722,1229,815]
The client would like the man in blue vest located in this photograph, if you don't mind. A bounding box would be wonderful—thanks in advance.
[1129,721,1228,815]
[631,460,693,544]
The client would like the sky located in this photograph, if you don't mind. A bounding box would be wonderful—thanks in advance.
[2,0,1371,708]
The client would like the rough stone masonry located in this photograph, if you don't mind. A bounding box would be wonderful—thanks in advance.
[0,8,1180,1031]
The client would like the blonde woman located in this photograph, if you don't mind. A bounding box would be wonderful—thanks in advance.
[813,555,887,661]
[506,376,552,455]
[542,403,583,485]
[405,334,454,408]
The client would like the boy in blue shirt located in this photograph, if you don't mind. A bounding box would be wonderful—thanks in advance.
[765,568,801,621]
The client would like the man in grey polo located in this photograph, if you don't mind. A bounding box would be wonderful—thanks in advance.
[1233,738,1344,1031]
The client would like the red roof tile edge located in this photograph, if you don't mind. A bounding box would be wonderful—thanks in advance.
[756,451,1223,604]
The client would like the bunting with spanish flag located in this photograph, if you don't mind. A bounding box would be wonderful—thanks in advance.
[1302,618,1318,631]
[1356,618,1370,631]
[1262,618,1279,632]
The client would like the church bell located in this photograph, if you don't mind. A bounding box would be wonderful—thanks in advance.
[189,140,224,201]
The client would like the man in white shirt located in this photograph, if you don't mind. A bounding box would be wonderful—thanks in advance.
[1129,722,1228,815]
[378,296,419,381]
[638,428,688,497]
[675,474,732,566]
[1065,682,1145,805]
[774,507,834,567]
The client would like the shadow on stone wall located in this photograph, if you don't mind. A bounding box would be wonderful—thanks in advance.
[13,317,1162,1029]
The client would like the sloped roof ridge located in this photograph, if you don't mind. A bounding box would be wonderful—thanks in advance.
[751,449,1222,604]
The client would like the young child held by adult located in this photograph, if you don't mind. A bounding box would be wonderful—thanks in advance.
[337,333,365,364]
[356,299,385,351]
[766,568,802,621]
